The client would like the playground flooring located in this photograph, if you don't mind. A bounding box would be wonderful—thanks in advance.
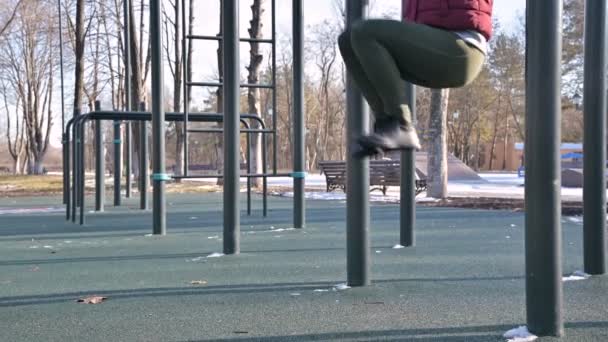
[0,193,607,341]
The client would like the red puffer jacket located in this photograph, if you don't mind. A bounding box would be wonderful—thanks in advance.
[403,0,493,40]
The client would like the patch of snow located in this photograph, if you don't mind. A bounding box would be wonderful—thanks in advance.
[188,257,205,262]
[29,246,39,249]
[417,197,440,203]
[313,289,329,292]
[563,270,591,282]
[43,245,53,249]
[207,236,219,240]
[375,250,382,254]
[189,217,198,220]
[290,293,301,296]
[506,236,511,239]
[270,228,296,232]
[64,241,73,244]
[510,224,517,228]
[566,216,583,224]
[333,283,351,291]
[503,326,537,342]
[144,234,153,237]
[392,244,405,249]
[207,252,224,258]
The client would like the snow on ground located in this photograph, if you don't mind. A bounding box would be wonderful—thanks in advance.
[262,172,594,202]
[503,326,538,342]
[563,270,591,282]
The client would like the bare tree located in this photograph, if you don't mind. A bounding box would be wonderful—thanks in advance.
[163,0,184,179]
[427,88,449,198]
[246,0,265,187]
[0,0,23,37]
[1,80,25,173]
[1,0,57,174]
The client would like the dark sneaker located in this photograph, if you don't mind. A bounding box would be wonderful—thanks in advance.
[352,117,421,159]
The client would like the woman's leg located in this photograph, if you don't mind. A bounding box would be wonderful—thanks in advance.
[349,19,485,123]
[338,29,385,116]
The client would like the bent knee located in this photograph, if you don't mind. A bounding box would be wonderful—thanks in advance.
[337,30,351,48]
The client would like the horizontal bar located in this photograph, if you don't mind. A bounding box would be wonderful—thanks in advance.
[187,35,274,44]
[187,128,275,134]
[187,81,274,89]
[173,173,292,180]
[74,111,265,124]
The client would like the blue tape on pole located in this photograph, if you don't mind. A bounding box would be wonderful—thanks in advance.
[114,139,122,144]
[290,171,307,179]
[152,173,172,181]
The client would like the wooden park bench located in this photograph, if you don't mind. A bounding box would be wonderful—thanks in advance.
[318,160,427,196]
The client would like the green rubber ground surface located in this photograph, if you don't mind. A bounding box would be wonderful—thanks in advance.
[0,193,606,341]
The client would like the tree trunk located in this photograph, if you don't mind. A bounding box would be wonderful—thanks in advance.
[427,88,449,199]
[73,0,86,115]
[214,0,224,185]
[247,0,264,187]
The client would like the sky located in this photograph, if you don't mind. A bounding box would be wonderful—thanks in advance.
[48,0,527,147]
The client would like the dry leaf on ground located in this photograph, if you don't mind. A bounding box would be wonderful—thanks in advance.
[190,280,208,285]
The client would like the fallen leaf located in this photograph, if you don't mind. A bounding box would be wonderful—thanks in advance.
[190,280,208,285]
[77,296,107,304]
[233,331,249,334]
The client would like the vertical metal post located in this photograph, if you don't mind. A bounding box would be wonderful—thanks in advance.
[58,0,67,205]
[247,128,252,216]
[126,126,132,197]
[79,121,86,225]
[150,0,167,235]
[223,0,240,254]
[64,131,70,220]
[140,102,149,210]
[583,0,607,275]
[345,0,370,287]
[182,0,190,176]
[271,0,278,174]
[292,0,305,229]
[124,0,132,198]
[113,121,121,206]
[262,134,268,217]
[94,101,105,212]
[72,110,79,223]
[525,0,563,336]
[400,83,416,246]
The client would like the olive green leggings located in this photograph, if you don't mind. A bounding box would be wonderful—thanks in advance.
[338,19,485,123]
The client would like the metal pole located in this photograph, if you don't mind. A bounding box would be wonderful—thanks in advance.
[182,0,190,176]
[292,0,305,228]
[113,121,122,206]
[262,133,268,217]
[79,121,86,225]
[223,0,240,254]
[72,110,79,223]
[124,0,132,198]
[247,128,252,216]
[94,101,105,212]
[345,0,370,287]
[64,131,70,220]
[271,0,278,174]
[58,0,67,205]
[150,0,167,235]
[126,126,132,197]
[139,102,149,210]
[525,0,563,336]
[400,83,416,246]
[583,0,607,275]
